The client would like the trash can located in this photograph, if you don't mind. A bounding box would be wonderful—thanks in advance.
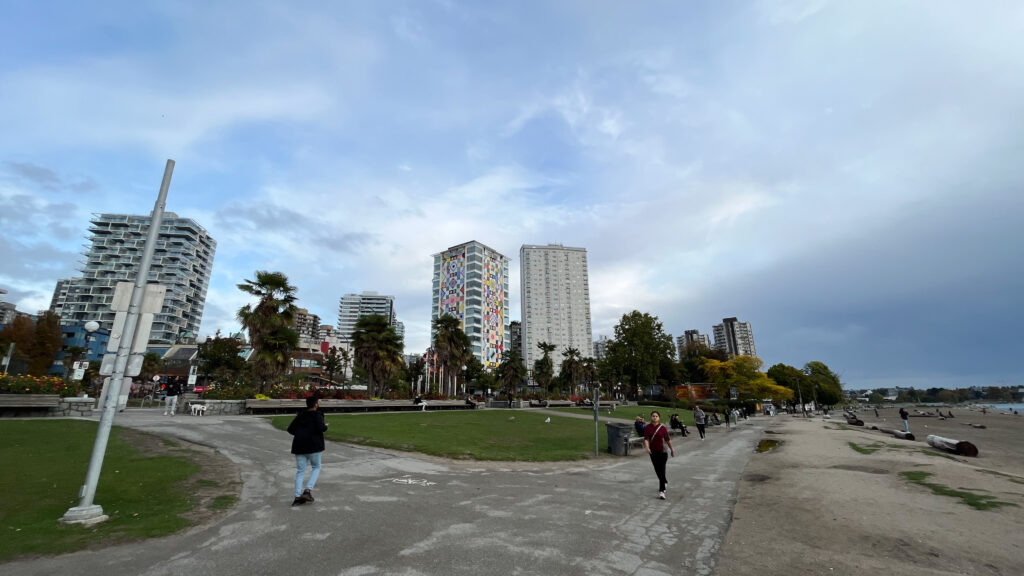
[606,422,633,456]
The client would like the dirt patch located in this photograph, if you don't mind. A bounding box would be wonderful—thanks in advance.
[743,473,771,483]
[122,428,242,527]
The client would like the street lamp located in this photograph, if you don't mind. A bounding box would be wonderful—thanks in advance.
[195,335,208,392]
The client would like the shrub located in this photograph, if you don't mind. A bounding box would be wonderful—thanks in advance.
[0,373,84,397]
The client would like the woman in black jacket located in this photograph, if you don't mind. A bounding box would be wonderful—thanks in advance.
[287,396,328,506]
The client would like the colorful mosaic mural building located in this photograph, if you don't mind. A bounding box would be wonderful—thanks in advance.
[432,240,509,368]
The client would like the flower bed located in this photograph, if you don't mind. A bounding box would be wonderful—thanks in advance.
[0,374,84,397]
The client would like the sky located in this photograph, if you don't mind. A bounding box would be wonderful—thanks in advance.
[2,1,1022,391]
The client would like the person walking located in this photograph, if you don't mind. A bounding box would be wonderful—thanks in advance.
[693,405,706,440]
[899,407,910,433]
[163,377,182,416]
[288,396,328,506]
[643,411,675,500]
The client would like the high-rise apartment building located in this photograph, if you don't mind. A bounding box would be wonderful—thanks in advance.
[712,317,756,357]
[337,291,396,342]
[432,240,509,368]
[508,321,522,359]
[678,329,712,356]
[293,308,322,350]
[56,213,216,344]
[520,243,593,374]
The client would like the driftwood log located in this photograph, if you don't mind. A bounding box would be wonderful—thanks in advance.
[844,412,864,426]
[878,427,916,441]
[927,434,979,457]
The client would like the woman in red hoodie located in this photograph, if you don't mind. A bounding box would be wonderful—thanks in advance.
[644,410,675,500]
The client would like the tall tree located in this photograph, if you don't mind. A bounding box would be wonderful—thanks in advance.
[352,314,404,397]
[496,350,527,399]
[581,357,599,395]
[766,363,809,409]
[558,347,583,395]
[322,346,343,387]
[236,270,299,393]
[200,335,247,386]
[431,314,471,397]
[803,361,843,407]
[533,341,556,393]
[25,311,63,376]
[139,351,164,386]
[604,311,675,398]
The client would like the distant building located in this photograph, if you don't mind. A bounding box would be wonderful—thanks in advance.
[520,243,593,374]
[509,321,522,360]
[678,329,712,356]
[432,240,509,368]
[712,317,756,357]
[54,213,216,344]
[337,291,396,343]
[593,335,611,360]
[293,308,322,350]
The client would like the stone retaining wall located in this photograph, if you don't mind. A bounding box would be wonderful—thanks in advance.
[55,397,95,417]
[200,400,245,415]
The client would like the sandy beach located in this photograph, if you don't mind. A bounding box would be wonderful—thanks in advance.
[715,407,1024,575]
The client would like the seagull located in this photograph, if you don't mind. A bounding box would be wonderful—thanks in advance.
[544,417,551,423]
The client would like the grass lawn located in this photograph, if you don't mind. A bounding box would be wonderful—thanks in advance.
[271,410,612,461]
[0,420,199,561]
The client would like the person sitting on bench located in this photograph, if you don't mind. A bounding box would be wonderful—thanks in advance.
[670,414,687,436]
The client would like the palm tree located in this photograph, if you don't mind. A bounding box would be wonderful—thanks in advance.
[339,348,352,387]
[581,356,598,396]
[351,314,403,397]
[431,314,470,397]
[236,270,299,394]
[533,341,556,394]
[496,350,527,399]
[559,347,583,395]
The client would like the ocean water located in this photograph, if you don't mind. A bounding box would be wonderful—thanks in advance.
[988,403,1024,412]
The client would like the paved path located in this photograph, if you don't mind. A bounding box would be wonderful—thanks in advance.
[6,410,767,576]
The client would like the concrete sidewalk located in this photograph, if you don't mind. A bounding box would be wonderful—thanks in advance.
[5,410,767,576]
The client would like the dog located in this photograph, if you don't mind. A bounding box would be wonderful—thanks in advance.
[190,403,207,416]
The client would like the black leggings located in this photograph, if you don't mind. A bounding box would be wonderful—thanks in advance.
[696,423,706,438]
[649,451,668,492]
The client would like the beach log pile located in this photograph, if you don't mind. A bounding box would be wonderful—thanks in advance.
[927,434,979,457]
[844,412,864,426]
[877,427,916,441]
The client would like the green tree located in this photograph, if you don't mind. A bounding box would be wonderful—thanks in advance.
[766,363,809,410]
[139,351,164,385]
[322,346,343,387]
[352,314,404,397]
[558,347,584,395]
[533,341,556,393]
[0,316,35,374]
[236,270,300,393]
[496,350,527,399]
[24,311,63,376]
[581,357,599,396]
[201,335,247,386]
[406,355,426,392]
[803,361,843,407]
[432,314,471,397]
[678,342,727,383]
[868,392,885,404]
[604,311,675,399]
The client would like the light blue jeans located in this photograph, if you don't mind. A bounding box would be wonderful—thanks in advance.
[295,452,322,497]
[902,419,910,433]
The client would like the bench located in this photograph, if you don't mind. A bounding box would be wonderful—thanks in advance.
[624,435,645,455]
[0,394,62,408]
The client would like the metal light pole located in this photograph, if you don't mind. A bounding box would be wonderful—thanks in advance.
[61,160,175,525]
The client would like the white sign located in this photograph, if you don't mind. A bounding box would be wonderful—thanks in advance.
[188,374,198,385]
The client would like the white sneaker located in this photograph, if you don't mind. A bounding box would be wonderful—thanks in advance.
[659,491,666,500]
[163,412,168,416]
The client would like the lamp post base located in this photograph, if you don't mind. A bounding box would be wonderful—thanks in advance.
[60,505,108,526]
